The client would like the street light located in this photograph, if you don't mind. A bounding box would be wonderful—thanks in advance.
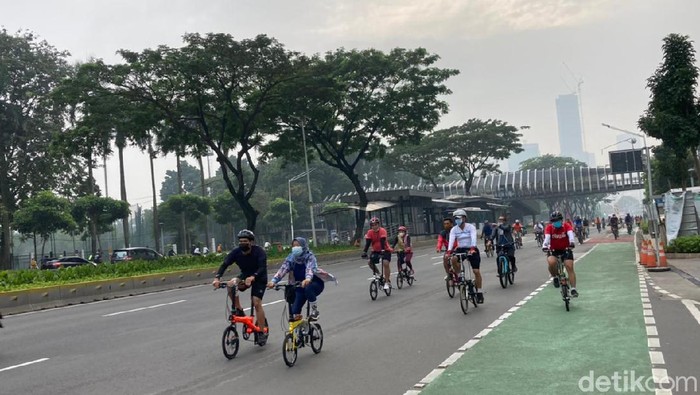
[290,116,318,246]
[602,123,666,271]
[288,169,316,242]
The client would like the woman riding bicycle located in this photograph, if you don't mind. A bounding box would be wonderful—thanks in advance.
[390,226,414,275]
[268,237,336,321]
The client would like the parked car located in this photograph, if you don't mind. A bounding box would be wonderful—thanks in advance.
[110,247,163,263]
[41,256,97,270]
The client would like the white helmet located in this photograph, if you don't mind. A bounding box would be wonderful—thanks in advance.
[515,219,520,223]
[453,209,467,218]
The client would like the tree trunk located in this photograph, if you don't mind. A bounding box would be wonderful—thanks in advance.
[198,156,210,249]
[176,155,187,253]
[118,145,130,248]
[347,172,368,244]
[149,147,161,254]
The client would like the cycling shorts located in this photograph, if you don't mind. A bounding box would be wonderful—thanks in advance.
[453,247,481,270]
[548,249,574,261]
[235,276,267,300]
[369,251,391,263]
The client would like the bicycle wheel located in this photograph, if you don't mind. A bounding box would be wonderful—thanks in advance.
[309,322,323,354]
[407,273,414,286]
[369,280,378,300]
[459,283,469,314]
[561,285,570,311]
[469,283,479,308]
[396,273,404,289]
[384,282,392,296]
[507,269,515,285]
[498,256,508,288]
[222,325,239,360]
[446,277,455,298]
[282,332,298,367]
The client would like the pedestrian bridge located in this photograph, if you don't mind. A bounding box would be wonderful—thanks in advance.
[451,166,644,200]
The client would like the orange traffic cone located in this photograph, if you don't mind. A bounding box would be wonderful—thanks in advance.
[640,240,648,265]
[658,241,668,267]
[646,241,657,267]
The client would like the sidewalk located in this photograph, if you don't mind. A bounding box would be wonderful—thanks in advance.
[418,243,652,395]
[640,235,700,301]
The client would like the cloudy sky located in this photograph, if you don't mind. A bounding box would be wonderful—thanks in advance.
[3,0,699,208]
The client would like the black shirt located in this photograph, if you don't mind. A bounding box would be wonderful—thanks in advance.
[215,245,267,280]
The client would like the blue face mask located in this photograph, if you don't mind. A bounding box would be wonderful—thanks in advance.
[553,220,563,228]
[291,246,303,256]
[454,218,463,226]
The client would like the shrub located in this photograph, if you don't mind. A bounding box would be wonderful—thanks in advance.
[666,235,700,253]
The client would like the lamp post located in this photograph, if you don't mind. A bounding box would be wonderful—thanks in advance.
[288,169,315,242]
[602,123,666,271]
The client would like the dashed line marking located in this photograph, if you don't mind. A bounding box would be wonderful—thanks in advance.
[102,300,186,317]
[0,358,50,373]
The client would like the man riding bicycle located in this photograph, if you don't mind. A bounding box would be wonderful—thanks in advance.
[494,215,518,273]
[624,213,634,233]
[213,229,269,342]
[480,220,494,251]
[446,209,484,303]
[437,217,455,280]
[533,221,544,244]
[609,214,620,234]
[542,211,579,297]
[512,219,523,241]
[362,217,393,290]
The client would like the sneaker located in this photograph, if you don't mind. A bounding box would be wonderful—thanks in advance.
[476,292,484,304]
[310,305,320,320]
[552,277,560,288]
[383,282,390,290]
[512,264,518,273]
[232,308,245,317]
[571,289,579,298]
[257,331,268,344]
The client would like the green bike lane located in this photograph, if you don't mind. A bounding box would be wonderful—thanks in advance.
[417,243,653,395]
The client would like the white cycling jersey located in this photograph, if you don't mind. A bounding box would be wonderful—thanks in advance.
[448,222,478,250]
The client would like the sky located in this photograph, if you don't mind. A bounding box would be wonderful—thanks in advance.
[3,0,699,209]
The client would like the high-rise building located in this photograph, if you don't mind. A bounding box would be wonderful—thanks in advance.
[556,93,593,166]
[508,143,541,171]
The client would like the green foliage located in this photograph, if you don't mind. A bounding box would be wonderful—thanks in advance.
[519,154,587,170]
[13,191,76,241]
[160,161,201,201]
[666,236,700,253]
[72,195,130,236]
[434,119,523,193]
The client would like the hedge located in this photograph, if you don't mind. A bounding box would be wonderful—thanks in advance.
[666,235,700,253]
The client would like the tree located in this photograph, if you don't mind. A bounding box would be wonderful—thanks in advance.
[384,139,447,189]
[263,197,297,241]
[160,161,201,201]
[71,196,130,253]
[0,30,75,268]
[116,33,299,232]
[639,34,700,181]
[268,47,459,242]
[435,119,523,193]
[158,194,211,251]
[13,191,77,260]
[519,154,586,170]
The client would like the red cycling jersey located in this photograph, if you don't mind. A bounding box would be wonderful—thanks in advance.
[545,222,574,250]
[365,227,390,252]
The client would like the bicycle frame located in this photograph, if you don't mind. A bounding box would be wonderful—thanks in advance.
[219,282,266,334]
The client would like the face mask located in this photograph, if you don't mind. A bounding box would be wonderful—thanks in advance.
[398,232,405,237]
[239,243,251,252]
[291,246,303,256]
[553,221,563,228]
[454,218,463,226]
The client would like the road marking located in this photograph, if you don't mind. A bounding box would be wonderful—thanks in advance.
[649,351,665,364]
[0,358,50,373]
[681,299,700,326]
[103,300,186,317]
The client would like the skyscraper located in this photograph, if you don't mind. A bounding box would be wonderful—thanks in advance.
[556,93,593,166]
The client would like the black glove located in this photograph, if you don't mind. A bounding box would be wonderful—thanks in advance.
[542,247,549,253]
[361,252,368,259]
[569,243,575,249]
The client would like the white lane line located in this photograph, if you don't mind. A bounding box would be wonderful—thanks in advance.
[648,338,660,348]
[0,358,50,373]
[649,351,665,365]
[431,255,443,260]
[103,300,186,317]
[681,299,700,326]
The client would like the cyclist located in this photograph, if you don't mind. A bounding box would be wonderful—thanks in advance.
[268,237,336,320]
[533,221,544,243]
[437,217,455,279]
[512,220,523,242]
[361,217,393,290]
[573,215,584,241]
[542,211,578,297]
[390,225,414,275]
[480,220,494,251]
[494,215,518,273]
[213,229,269,342]
[609,214,620,234]
[446,209,483,303]
[624,213,634,234]
[595,216,602,233]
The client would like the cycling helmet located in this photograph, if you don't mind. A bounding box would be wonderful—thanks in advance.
[237,229,255,241]
[369,217,380,225]
[515,219,520,223]
[550,211,563,221]
[453,209,467,218]
[575,215,581,220]
[484,220,489,224]
[398,226,407,232]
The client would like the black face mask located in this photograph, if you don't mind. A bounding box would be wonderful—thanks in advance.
[239,244,251,252]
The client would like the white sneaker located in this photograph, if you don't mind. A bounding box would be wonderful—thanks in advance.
[383,283,390,290]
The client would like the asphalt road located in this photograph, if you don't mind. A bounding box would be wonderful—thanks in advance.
[1,234,598,395]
